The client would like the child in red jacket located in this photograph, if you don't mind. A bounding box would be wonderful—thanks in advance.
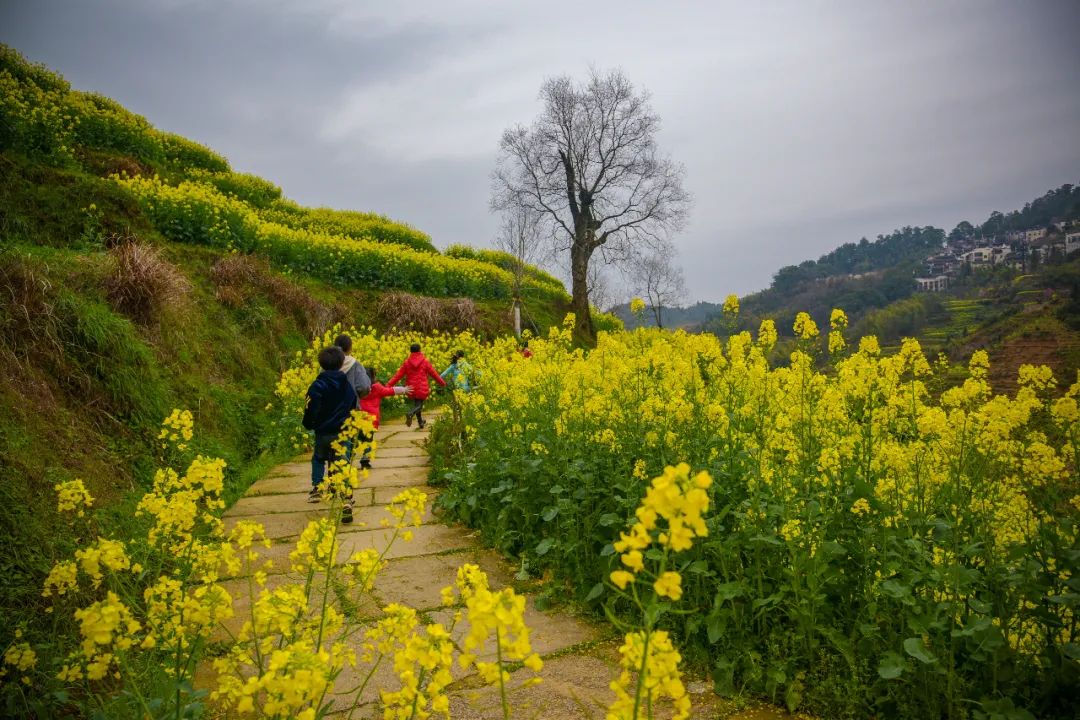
[387,343,446,429]
[358,366,411,469]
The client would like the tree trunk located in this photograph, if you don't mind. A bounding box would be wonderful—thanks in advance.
[570,243,595,341]
[512,299,521,337]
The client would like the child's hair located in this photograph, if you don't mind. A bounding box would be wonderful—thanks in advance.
[452,350,465,361]
[318,346,346,371]
[334,334,353,354]
[364,365,377,383]
[410,343,421,353]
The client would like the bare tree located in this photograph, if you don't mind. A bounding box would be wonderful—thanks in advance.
[586,262,615,314]
[494,206,545,336]
[631,247,687,329]
[493,68,690,339]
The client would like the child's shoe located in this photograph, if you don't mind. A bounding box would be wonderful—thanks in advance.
[308,487,321,503]
[360,457,372,470]
[417,418,426,429]
[405,414,413,427]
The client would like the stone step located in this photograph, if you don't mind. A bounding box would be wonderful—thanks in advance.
[223,502,436,542]
[245,523,476,577]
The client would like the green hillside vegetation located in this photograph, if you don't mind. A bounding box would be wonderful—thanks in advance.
[975,183,1080,236]
[840,259,1080,385]
[701,185,1080,366]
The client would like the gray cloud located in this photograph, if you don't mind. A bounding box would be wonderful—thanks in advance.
[3,0,1078,301]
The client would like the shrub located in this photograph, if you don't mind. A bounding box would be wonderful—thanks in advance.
[373,292,480,333]
[260,199,436,252]
[191,170,282,208]
[209,254,333,335]
[0,66,78,165]
[445,244,567,294]
[104,239,190,324]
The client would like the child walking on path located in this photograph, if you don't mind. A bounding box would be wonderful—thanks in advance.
[388,343,446,429]
[358,366,411,468]
[440,350,474,423]
[302,346,358,522]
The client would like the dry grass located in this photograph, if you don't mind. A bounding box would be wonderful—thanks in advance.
[0,250,61,367]
[374,292,480,333]
[210,254,335,335]
[104,238,190,324]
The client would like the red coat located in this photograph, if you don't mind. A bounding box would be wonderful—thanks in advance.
[359,383,397,428]
[387,352,446,401]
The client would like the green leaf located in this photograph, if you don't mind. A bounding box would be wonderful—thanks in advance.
[707,615,725,644]
[541,506,559,521]
[598,512,621,526]
[535,538,554,556]
[903,637,937,664]
[600,543,615,557]
[878,651,906,679]
[785,680,803,713]
[687,559,709,574]
[585,582,605,602]
[879,579,910,599]
[715,581,744,602]
[819,626,855,670]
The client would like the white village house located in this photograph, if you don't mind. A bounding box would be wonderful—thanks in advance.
[915,275,950,292]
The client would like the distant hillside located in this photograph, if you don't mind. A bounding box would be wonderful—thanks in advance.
[609,300,724,329]
[699,183,1080,339]
[838,258,1080,388]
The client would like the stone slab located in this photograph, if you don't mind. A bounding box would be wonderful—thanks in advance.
[377,434,426,448]
[264,461,311,479]
[447,654,614,720]
[357,465,430,488]
[229,492,323,516]
[243,473,312,497]
[224,502,436,542]
[253,523,474,575]
[371,550,514,610]
[429,596,598,659]
[224,509,324,540]
[338,523,473,561]
[328,654,400,711]
[337,503,436,534]
[371,445,428,459]
[366,456,428,469]
[374,485,439,505]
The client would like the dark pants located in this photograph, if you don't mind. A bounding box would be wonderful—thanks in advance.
[311,432,338,488]
[359,430,373,465]
[405,398,425,424]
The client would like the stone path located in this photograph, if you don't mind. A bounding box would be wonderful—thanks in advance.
[209,416,794,720]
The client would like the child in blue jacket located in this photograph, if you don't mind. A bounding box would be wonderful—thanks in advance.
[302,346,358,522]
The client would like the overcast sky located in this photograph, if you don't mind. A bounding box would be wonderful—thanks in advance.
[3,0,1079,302]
